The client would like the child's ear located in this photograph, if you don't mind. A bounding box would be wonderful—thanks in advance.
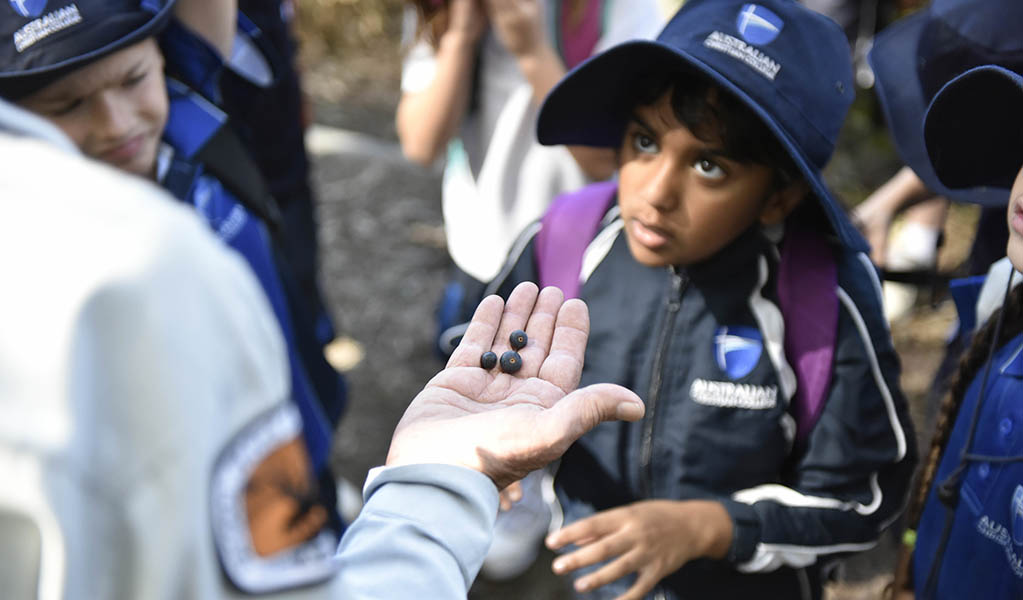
[759,180,808,227]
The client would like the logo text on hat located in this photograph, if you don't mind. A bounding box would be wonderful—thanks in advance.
[736,4,784,46]
[704,31,781,81]
[13,3,80,53]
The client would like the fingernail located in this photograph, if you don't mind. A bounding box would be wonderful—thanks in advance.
[552,559,565,573]
[575,579,590,592]
[616,400,644,420]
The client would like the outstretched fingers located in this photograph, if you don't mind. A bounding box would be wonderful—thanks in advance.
[514,286,565,371]
[537,298,590,394]
[446,294,506,369]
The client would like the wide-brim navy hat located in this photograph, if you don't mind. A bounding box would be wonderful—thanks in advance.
[538,0,866,251]
[868,0,1023,206]
[924,65,1023,193]
[0,0,175,100]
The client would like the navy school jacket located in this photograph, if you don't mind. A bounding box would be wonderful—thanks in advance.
[156,20,345,525]
[486,204,917,599]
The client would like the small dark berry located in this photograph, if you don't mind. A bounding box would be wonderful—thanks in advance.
[509,329,528,350]
[480,351,498,370]
[500,350,523,374]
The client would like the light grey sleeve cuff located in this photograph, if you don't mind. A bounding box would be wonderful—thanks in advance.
[335,464,499,598]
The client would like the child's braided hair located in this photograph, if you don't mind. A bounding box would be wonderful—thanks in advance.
[892,281,1023,594]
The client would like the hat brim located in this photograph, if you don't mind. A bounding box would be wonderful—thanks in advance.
[868,10,1008,206]
[924,65,1023,192]
[0,0,175,100]
[537,40,867,252]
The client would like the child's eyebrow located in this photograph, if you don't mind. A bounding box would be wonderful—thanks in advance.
[699,146,740,162]
[33,58,148,105]
[626,114,657,134]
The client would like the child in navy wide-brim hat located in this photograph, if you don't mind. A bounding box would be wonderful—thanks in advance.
[0,5,350,586]
[472,1,916,598]
[897,63,1023,600]
[538,0,867,253]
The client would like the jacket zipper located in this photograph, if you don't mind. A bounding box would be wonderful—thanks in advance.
[640,267,687,498]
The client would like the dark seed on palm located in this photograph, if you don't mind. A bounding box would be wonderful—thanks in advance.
[509,330,528,350]
[500,350,523,374]
[480,351,498,370]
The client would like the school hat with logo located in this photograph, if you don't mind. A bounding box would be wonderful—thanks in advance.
[869,0,1023,206]
[0,0,175,100]
[537,0,865,251]
[923,64,1023,192]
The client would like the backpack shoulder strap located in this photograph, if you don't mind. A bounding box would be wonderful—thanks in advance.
[535,181,618,299]
[776,226,839,447]
[163,78,283,233]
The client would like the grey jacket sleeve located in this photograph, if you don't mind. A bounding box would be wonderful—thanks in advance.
[334,464,499,598]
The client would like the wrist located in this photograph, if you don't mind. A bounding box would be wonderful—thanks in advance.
[439,29,481,54]
[692,501,734,559]
[515,38,558,72]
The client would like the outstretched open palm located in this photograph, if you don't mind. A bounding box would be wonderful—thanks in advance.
[386,283,643,490]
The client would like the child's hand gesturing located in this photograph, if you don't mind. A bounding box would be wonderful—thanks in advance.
[546,500,734,600]
[447,0,488,43]
[483,0,547,58]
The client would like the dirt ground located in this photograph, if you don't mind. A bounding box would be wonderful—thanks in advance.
[301,22,974,600]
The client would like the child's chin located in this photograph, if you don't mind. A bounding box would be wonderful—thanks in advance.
[626,240,674,268]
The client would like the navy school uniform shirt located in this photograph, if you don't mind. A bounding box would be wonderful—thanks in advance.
[914,331,1023,599]
[155,20,345,498]
[486,204,917,599]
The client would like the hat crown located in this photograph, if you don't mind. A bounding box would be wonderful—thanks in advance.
[0,0,171,96]
[657,0,854,169]
[931,0,1023,53]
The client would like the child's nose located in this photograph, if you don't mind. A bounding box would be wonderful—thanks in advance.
[92,92,135,140]
[643,159,681,212]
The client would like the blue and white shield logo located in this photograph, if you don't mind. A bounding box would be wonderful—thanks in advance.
[1012,485,1023,546]
[714,326,763,380]
[9,0,46,18]
[736,4,784,45]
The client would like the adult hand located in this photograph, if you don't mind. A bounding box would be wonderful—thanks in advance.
[482,0,547,58]
[446,0,488,44]
[546,500,734,600]
[386,282,644,490]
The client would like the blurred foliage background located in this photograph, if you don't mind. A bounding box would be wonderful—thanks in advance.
[294,0,406,105]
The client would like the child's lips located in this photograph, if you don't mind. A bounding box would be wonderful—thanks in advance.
[100,134,146,164]
[629,218,673,249]
[1011,199,1023,235]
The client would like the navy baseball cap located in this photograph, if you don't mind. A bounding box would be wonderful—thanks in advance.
[924,65,1023,192]
[537,0,866,251]
[869,0,1023,206]
[0,0,175,100]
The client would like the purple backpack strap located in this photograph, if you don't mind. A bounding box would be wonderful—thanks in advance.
[777,226,839,447]
[539,186,838,446]
[535,181,619,299]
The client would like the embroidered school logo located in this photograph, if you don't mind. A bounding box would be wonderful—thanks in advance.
[9,0,45,18]
[714,326,763,380]
[1012,485,1023,546]
[736,4,784,46]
